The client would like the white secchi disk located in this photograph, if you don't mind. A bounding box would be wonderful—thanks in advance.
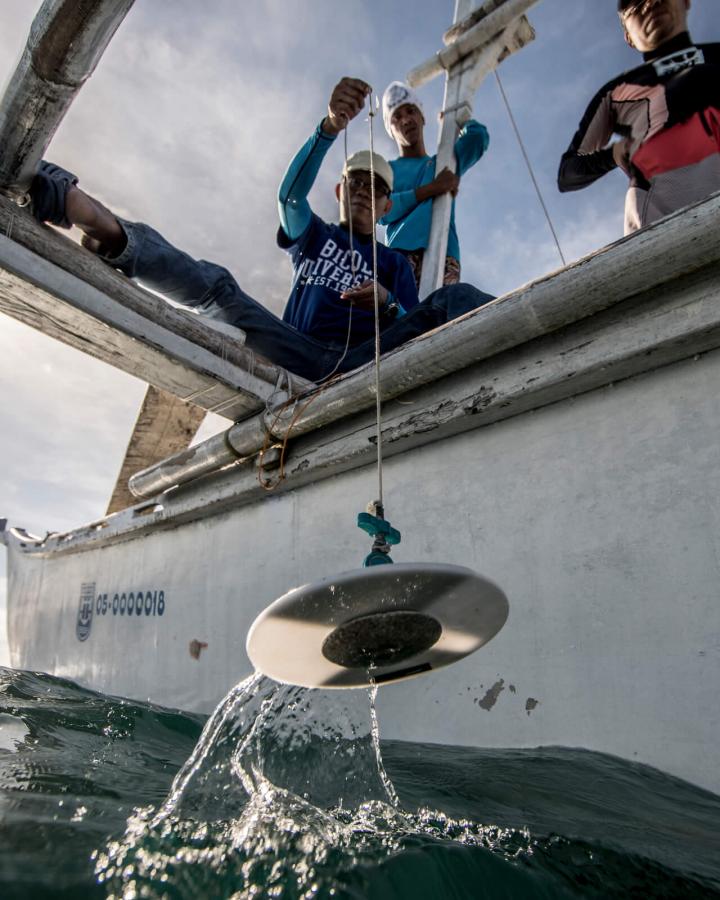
[246,563,509,689]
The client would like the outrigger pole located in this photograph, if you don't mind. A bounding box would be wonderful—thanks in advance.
[409,0,540,299]
[0,0,136,201]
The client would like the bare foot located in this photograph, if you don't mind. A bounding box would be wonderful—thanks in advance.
[65,186,126,258]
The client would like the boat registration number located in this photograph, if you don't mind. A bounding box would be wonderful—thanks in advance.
[95,590,166,617]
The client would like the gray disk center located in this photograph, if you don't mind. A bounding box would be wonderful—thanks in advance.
[321,609,442,669]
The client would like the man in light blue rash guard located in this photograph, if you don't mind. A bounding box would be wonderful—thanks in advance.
[28,77,494,383]
[381,81,490,288]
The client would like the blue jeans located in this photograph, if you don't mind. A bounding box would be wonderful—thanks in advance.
[111,221,495,382]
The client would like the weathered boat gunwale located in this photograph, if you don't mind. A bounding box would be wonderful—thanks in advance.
[127,190,720,496]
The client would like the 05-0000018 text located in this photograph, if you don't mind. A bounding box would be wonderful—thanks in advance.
[95,590,166,617]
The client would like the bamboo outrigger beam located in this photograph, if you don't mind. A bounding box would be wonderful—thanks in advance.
[0,0,136,201]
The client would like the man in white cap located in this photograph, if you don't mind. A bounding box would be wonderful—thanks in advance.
[28,77,493,382]
[381,81,490,288]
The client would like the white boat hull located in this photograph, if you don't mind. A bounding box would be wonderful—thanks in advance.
[7,346,720,795]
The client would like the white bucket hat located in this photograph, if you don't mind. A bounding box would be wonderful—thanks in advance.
[382,81,424,136]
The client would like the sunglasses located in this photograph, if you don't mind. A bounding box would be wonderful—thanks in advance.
[345,175,391,198]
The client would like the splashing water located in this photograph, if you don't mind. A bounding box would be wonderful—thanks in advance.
[94,673,536,898]
[95,673,409,897]
[1,667,718,899]
[368,683,400,810]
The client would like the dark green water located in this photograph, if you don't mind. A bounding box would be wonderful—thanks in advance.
[0,667,718,899]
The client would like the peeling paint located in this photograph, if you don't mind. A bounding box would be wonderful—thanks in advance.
[462,387,497,415]
[509,684,516,694]
[189,639,208,660]
[478,679,505,710]
[380,389,497,445]
[525,697,539,716]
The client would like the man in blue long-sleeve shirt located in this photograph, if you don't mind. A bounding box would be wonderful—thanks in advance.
[29,77,493,383]
[381,81,490,288]
[277,78,419,349]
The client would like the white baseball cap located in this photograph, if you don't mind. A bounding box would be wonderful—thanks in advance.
[342,150,394,193]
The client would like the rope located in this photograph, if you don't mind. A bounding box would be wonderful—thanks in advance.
[257,373,342,490]
[245,119,369,490]
[366,92,384,510]
[257,98,389,503]
[181,385,216,403]
[440,100,473,119]
[297,124,358,385]
[256,115,381,492]
[494,70,567,268]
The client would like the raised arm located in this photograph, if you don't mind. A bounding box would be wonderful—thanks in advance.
[454,118,489,176]
[278,126,336,241]
[558,83,619,192]
[278,77,371,241]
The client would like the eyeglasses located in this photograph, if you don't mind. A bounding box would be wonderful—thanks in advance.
[344,175,391,198]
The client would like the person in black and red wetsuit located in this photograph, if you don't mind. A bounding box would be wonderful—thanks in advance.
[558,0,719,234]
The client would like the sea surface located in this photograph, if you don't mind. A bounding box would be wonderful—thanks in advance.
[0,667,718,899]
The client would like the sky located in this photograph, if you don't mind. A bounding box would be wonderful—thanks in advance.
[0,0,716,666]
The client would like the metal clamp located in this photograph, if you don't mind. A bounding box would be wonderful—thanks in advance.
[439,100,473,120]
[358,507,401,567]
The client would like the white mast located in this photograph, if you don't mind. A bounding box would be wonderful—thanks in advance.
[409,0,540,299]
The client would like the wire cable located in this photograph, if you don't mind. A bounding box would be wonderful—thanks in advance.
[494,70,566,267]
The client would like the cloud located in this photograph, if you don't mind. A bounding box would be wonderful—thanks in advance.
[0,319,145,533]
[38,0,382,314]
[460,196,623,299]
